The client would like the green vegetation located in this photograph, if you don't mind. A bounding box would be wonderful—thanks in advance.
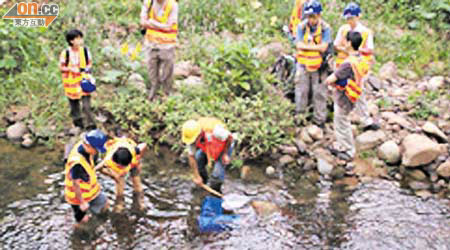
[407,90,440,120]
[0,0,448,156]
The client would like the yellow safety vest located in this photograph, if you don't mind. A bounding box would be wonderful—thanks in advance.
[64,141,101,205]
[289,0,307,38]
[145,0,178,45]
[337,55,369,103]
[335,24,374,68]
[297,21,323,72]
[61,47,91,100]
[104,137,139,177]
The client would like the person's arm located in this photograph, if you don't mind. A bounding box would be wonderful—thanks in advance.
[359,31,374,55]
[73,180,89,211]
[296,26,330,52]
[221,135,233,165]
[70,164,89,210]
[187,144,203,185]
[99,167,121,182]
[141,1,178,30]
[325,73,338,85]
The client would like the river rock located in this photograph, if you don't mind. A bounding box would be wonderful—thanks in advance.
[250,201,280,217]
[278,145,298,155]
[428,76,445,91]
[378,140,401,164]
[436,161,450,178]
[21,137,34,148]
[317,158,333,175]
[422,121,448,143]
[300,129,313,144]
[402,134,442,167]
[356,130,386,150]
[174,61,193,79]
[303,159,315,171]
[127,73,146,93]
[415,190,432,199]
[6,122,28,141]
[307,125,323,141]
[278,155,294,167]
[265,166,275,176]
[175,76,204,88]
[294,139,307,155]
[408,181,431,190]
[382,112,412,129]
[368,102,379,116]
[409,170,427,181]
[256,42,286,61]
[379,61,397,81]
[366,74,383,90]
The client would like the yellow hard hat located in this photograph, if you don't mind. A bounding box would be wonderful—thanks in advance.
[182,120,201,145]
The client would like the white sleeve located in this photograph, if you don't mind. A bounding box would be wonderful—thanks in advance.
[334,26,344,46]
[168,2,178,25]
[366,31,374,50]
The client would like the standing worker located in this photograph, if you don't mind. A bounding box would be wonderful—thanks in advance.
[288,0,309,41]
[294,0,332,128]
[59,29,97,130]
[325,31,370,161]
[96,137,148,213]
[181,117,234,194]
[64,130,109,227]
[334,2,379,131]
[140,0,178,101]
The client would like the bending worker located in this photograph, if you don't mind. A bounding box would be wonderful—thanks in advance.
[64,129,109,227]
[181,117,234,194]
[96,137,147,213]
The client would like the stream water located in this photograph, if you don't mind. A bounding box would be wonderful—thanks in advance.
[0,139,449,249]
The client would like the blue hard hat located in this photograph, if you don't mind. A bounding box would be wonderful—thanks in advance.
[81,78,96,93]
[304,0,322,16]
[336,79,348,88]
[84,129,107,153]
[343,2,361,19]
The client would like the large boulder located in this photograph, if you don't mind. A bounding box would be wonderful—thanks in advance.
[175,76,205,88]
[379,61,397,81]
[382,112,412,129]
[377,140,401,164]
[174,61,201,79]
[356,130,386,150]
[436,161,450,178]
[402,134,442,167]
[127,73,146,93]
[6,122,28,141]
[256,42,286,61]
[427,76,445,91]
[307,125,323,141]
[422,121,448,143]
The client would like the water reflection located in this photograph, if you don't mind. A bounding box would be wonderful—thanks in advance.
[0,140,449,249]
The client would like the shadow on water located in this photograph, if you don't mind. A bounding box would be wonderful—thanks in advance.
[0,139,449,249]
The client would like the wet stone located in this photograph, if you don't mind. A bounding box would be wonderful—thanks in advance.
[408,181,431,190]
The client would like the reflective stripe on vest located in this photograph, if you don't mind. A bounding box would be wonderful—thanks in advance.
[145,0,178,45]
[62,48,91,100]
[297,21,323,72]
[104,138,139,177]
[195,117,228,162]
[64,141,101,205]
[289,0,306,37]
[343,55,369,103]
[336,27,374,68]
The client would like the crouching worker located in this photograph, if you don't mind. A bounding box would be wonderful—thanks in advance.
[182,117,234,194]
[325,31,369,161]
[96,137,147,213]
[64,130,109,227]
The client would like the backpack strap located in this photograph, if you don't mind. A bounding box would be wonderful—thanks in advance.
[65,49,70,66]
[84,47,89,65]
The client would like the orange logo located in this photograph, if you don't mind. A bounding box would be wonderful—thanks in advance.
[2,2,59,27]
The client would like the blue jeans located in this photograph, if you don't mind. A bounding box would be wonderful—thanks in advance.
[195,143,234,189]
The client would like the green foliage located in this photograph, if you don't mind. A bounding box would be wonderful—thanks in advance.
[407,90,440,120]
[376,97,392,109]
[359,150,377,159]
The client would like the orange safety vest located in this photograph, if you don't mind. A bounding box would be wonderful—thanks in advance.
[289,0,307,38]
[335,55,369,103]
[61,47,91,100]
[145,0,178,45]
[104,137,139,177]
[195,117,229,162]
[64,141,101,205]
[296,20,323,72]
[335,25,374,68]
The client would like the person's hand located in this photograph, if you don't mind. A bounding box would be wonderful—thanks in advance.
[193,176,203,186]
[222,154,231,165]
[80,201,89,211]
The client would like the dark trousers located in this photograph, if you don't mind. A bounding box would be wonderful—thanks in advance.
[68,96,95,129]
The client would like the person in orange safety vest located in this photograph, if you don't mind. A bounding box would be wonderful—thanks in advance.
[181,117,235,194]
